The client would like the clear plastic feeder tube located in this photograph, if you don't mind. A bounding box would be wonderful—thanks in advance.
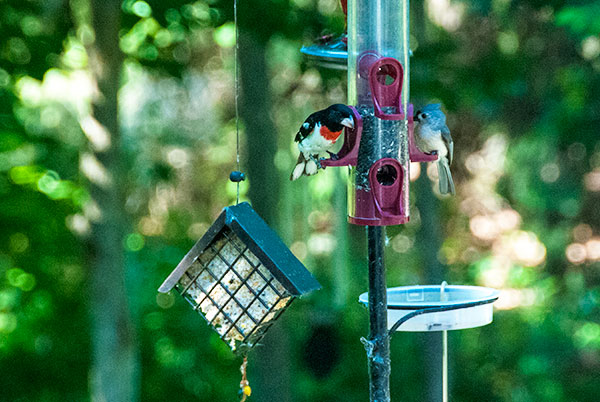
[348,0,410,108]
[347,0,412,225]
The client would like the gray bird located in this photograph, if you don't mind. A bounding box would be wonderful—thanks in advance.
[414,104,455,195]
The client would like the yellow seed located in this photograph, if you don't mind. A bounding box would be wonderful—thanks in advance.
[243,385,252,396]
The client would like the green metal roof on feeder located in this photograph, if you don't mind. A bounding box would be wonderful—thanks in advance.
[159,202,321,352]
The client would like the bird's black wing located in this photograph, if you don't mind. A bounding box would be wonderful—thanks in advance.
[294,112,321,142]
[441,125,453,165]
[440,124,454,165]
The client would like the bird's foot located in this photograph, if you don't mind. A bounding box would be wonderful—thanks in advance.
[326,151,339,161]
[309,155,323,170]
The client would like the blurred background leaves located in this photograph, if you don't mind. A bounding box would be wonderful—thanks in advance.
[0,0,599,401]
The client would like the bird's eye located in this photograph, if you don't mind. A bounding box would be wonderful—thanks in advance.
[421,113,427,119]
[302,122,310,129]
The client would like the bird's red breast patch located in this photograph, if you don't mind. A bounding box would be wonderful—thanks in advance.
[320,126,342,142]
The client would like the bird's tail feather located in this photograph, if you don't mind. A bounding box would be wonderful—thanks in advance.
[290,153,306,181]
[291,153,320,180]
[437,159,455,195]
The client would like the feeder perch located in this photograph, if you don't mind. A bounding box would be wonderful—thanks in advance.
[359,284,499,332]
[159,202,321,352]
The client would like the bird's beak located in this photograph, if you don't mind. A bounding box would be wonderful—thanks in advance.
[414,111,421,122]
[341,117,355,129]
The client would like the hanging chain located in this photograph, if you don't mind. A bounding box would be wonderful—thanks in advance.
[239,354,251,401]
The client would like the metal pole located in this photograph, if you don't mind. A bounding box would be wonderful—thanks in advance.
[441,282,449,402]
[348,0,410,400]
[367,226,391,402]
[442,330,448,402]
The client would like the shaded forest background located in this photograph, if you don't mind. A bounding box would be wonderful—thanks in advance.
[1,0,599,401]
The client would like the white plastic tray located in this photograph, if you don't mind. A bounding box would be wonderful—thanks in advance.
[358,285,500,332]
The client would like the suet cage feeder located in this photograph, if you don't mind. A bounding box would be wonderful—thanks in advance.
[159,202,321,353]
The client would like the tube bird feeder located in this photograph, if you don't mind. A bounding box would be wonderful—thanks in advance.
[346,1,417,400]
[346,0,436,227]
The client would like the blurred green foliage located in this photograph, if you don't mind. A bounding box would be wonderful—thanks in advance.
[1,0,599,401]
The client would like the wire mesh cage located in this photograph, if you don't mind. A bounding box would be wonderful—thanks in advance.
[176,228,293,350]
[159,202,320,352]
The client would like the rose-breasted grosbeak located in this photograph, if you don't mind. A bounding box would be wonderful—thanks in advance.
[290,104,355,181]
[414,104,455,195]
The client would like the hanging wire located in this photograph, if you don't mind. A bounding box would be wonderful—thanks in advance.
[229,0,245,201]
[233,0,242,205]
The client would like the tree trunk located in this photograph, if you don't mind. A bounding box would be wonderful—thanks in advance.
[86,1,139,401]
[238,28,292,402]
